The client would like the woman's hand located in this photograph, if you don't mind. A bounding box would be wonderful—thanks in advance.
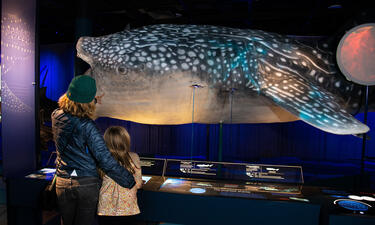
[95,93,105,104]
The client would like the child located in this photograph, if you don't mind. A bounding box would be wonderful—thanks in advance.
[97,126,143,225]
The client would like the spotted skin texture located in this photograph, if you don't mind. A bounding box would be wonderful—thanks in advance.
[77,24,369,135]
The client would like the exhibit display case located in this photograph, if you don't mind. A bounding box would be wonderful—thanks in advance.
[16,158,374,225]
[136,157,322,225]
[139,157,305,201]
[136,158,375,225]
[24,157,305,201]
[140,157,303,183]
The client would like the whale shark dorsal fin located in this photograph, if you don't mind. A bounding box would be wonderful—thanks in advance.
[257,62,369,135]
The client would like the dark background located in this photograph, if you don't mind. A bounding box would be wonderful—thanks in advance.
[40,0,375,44]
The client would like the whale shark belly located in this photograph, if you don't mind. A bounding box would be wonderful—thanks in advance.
[93,70,297,124]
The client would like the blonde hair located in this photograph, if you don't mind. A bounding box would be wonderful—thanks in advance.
[58,94,96,119]
[99,126,139,177]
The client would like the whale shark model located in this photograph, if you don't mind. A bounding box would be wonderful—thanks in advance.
[76,24,369,135]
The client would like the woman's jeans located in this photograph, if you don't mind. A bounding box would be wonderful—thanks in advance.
[56,176,101,225]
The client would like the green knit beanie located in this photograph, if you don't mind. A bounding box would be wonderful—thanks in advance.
[67,75,97,103]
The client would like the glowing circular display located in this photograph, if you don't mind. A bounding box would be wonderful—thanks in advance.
[348,195,363,200]
[334,199,371,211]
[337,23,375,86]
[189,188,206,194]
[362,196,375,202]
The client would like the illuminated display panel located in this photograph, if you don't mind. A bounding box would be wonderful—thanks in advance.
[164,159,303,184]
[140,157,166,176]
[337,23,375,86]
[159,178,302,199]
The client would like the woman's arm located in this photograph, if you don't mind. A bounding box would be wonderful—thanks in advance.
[85,120,135,188]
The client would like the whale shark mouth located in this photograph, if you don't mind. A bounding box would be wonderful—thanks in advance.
[77,24,369,135]
[76,37,94,68]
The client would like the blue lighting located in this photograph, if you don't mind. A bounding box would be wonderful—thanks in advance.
[160,178,185,188]
[328,5,342,9]
[190,188,206,194]
[40,44,75,101]
[322,189,349,195]
[330,195,347,198]
[335,200,370,211]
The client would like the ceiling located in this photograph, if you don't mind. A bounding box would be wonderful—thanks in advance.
[39,0,375,45]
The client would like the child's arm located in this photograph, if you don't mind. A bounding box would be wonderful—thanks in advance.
[130,153,143,189]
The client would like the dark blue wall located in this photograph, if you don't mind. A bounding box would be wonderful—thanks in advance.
[94,114,375,164]
[40,43,75,101]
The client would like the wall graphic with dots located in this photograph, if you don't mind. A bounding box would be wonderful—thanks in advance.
[1,0,37,177]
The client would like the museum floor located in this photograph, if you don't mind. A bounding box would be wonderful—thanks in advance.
[0,177,7,225]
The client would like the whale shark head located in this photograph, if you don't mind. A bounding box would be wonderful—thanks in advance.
[77,33,138,76]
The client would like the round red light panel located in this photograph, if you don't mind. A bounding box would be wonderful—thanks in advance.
[337,23,375,86]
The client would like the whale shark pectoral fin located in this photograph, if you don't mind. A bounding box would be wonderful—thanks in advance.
[259,72,369,135]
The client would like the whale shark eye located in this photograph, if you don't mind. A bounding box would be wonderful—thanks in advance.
[117,66,128,75]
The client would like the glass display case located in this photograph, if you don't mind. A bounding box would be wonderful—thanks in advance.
[141,157,303,184]
[140,157,304,200]
[24,158,304,202]
[170,159,303,183]
[140,157,166,176]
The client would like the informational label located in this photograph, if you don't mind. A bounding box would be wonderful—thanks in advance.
[140,158,166,176]
[141,160,156,167]
[246,165,261,178]
[246,165,285,180]
[179,161,217,175]
[245,164,303,183]
[145,158,303,183]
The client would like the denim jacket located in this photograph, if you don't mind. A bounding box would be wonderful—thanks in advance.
[51,109,135,189]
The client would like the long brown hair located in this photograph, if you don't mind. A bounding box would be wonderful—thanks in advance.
[101,126,138,177]
[58,94,96,119]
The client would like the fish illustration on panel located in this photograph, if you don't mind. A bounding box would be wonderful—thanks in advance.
[76,24,370,135]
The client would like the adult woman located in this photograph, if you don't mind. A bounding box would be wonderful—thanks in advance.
[52,75,135,225]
